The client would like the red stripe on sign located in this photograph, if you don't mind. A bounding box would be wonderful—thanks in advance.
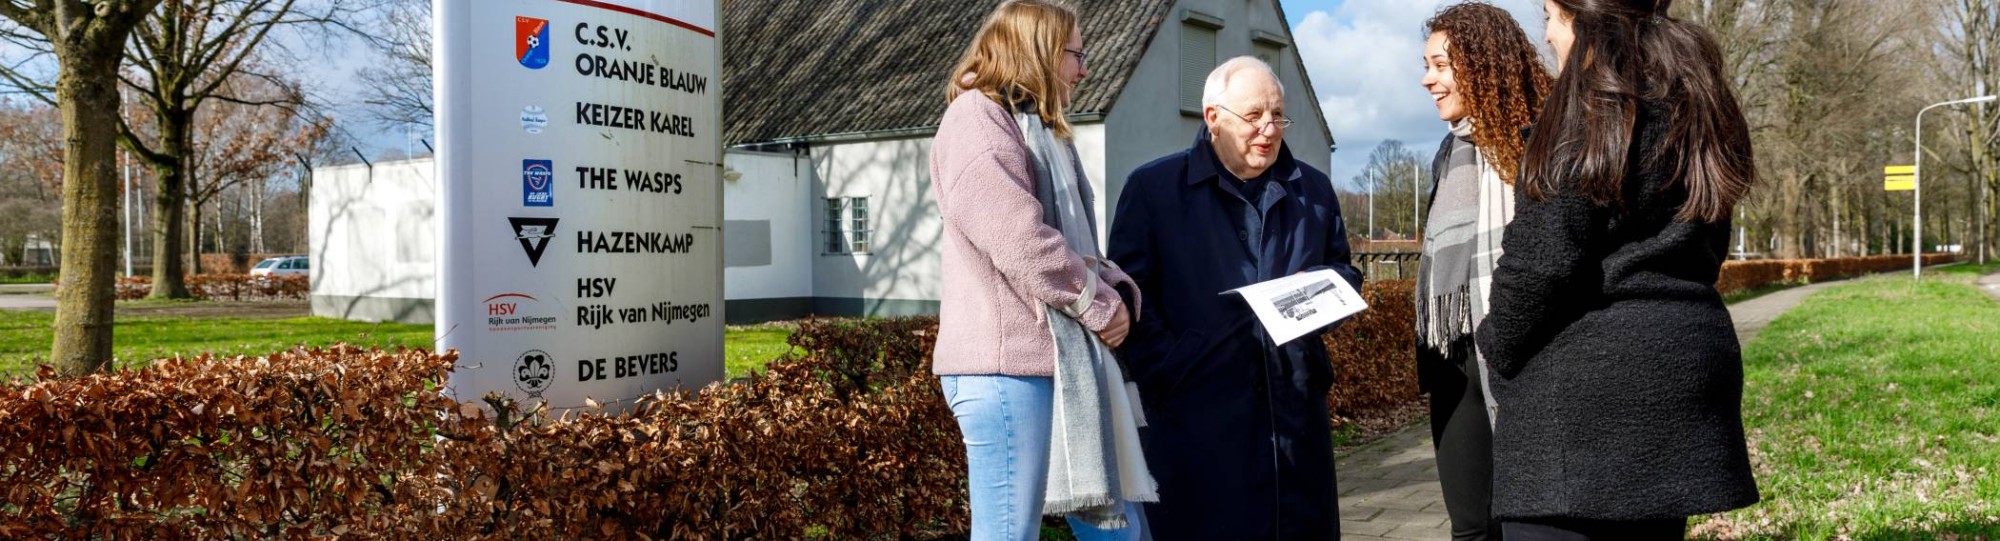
[556,0,716,37]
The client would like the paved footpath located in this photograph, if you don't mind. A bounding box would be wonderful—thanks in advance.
[0,293,55,311]
[1980,270,2000,303]
[1333,278,1851,540]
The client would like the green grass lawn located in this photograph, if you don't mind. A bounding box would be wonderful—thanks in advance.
[1,309,797,381]
[1694,273,2000,540]
[1935,261,2000,276]
[724,323,798,379]
[0,273,55,285]
[0,310,435,376]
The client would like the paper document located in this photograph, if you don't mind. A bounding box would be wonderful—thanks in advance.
[1223,270,1369,346]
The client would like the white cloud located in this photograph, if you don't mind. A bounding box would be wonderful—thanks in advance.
[1290,0,1546,190]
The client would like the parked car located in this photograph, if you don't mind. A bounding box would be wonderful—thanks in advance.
[249,255,310,277]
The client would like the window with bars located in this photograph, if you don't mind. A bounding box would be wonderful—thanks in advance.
[824,196,872,254]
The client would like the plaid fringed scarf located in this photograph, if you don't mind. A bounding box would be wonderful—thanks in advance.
[1416,119,1514,423]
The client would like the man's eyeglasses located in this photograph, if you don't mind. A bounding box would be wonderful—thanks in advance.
[1216,105,1295,133]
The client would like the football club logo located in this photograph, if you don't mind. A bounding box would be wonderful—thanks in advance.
[508,217,558,267]
[516,16,550,69]
[515,349,554,397]
[523,159,554,207]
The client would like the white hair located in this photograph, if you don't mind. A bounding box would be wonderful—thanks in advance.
[1200,56,1285,107]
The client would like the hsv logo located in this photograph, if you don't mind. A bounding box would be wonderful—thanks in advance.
[515,349,554,397]
[509,217,559,267]
[515,16,551,69]
[487,292,531,317]
[483,292,559,333]
[523,159,554,207]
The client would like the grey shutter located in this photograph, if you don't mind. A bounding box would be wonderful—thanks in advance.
[1180,24,1217,112]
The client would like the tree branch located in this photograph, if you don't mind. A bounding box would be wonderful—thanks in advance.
[0,57,55,105]
[0,0,50,33]
[190,0,297,102]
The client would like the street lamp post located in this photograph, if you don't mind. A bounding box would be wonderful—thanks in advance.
[1913,94,1998,279]
[1412,159,1421,240]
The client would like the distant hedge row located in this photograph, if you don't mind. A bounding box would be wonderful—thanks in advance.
[87,274,310,301]
[1715,254,1956,295]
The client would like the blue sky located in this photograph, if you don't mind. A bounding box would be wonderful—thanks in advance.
[1282,0,1548,189]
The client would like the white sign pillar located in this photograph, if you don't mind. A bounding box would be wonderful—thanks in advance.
[435,0,725,411]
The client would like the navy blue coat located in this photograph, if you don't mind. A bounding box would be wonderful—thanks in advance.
[1108,129,1363,540]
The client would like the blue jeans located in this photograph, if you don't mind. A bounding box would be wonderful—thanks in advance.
[941,374,1149,541]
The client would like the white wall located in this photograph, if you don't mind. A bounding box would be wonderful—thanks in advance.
[1071,123,1112,248]
[722,149,813,301]
[1103,0,1334,211]
[807,136,943,315]
[309,158,437,323]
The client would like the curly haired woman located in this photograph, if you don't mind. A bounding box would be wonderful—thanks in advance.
[1415,3,1553,540]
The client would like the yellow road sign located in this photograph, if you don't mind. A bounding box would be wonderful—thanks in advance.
[1886,177,1916,191]
[1885,165,1916,175]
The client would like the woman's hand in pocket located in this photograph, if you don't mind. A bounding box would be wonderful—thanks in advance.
[1096,304,1131,348]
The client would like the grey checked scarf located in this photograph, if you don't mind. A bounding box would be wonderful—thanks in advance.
[1015,109,1158,531]
[1416,119,1513,423]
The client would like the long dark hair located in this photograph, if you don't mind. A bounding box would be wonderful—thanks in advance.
[1424,2,1554,186]
[1522,0,1753,223]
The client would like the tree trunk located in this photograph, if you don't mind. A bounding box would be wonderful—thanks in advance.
[146,106,195,298]
[295,168,310,252]
[251,178,265,254]
[189,196,204,274]
[147,162,191,297]
[50,49,126,374]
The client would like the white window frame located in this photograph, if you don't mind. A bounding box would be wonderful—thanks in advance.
[823,196,872,255]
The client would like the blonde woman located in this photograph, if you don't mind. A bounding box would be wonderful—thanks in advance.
[928,1,1153,540]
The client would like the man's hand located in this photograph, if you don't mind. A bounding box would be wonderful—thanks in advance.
[1096,304,1131,348]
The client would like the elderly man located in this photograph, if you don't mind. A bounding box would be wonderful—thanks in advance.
[1108,56,1362,539]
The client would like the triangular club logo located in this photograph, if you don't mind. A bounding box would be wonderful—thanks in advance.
[509,217,559,267]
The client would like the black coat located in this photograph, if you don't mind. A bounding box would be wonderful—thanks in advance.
[1474,103,1760,520]
[1108,129,1363,540]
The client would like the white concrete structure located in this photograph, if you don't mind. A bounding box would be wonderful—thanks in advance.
[309,158,438,324]
[720,150,817,320]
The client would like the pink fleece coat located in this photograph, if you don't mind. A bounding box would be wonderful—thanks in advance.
[928,90,1136,377]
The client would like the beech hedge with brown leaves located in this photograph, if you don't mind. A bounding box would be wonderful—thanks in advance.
[0,328,966,539]
[1714,253,1957,296]
[0,282,1423,539]
[92,274,310,301]
[1323,280,1420,417]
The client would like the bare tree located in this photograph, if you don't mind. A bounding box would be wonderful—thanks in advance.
[1346,140,1429,242]
[1678,0,2000,261]
[1932,0,1998,262]
[180,79,329,266]
[357,0,430,129]
[1708,0,1929,258]
[0,0,162,374]
[113,0,378,297]
[0,101,65,266]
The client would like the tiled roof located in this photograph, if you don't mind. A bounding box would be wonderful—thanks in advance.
[721,0,1174,146]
